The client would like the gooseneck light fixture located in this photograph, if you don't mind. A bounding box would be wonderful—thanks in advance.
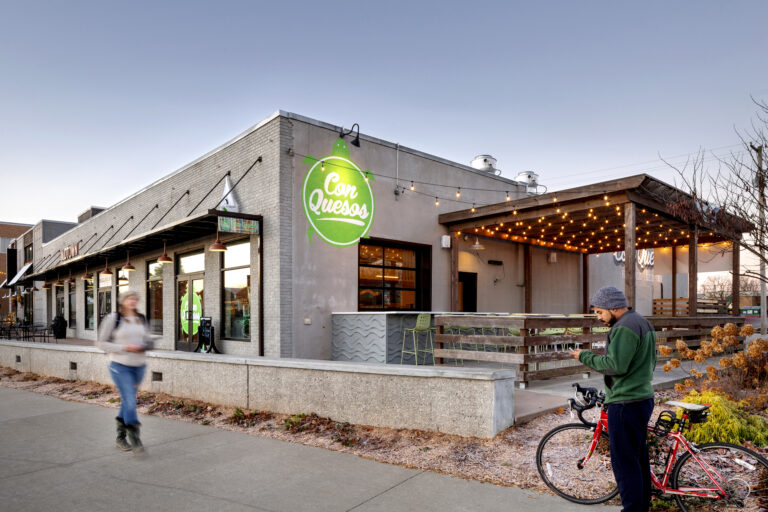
[158,240,173,264]
[82,264,93,281]
[209,230,227,252]
[470,237,486,251]
[122,251,135,272]
[102,258,113,276]
[339,123,361,147]
[66,270,75,284]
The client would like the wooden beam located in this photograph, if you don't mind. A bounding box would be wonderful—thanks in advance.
[672,245,677,317]
[732,242,740,316]
[688,227,698,317]
[624,202,637,309]
[450,233,459,312]
[524,244,532,313]
[582,253,590,313]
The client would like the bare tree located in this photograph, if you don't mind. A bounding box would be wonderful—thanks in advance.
[700,275,760,298]
[661,98,767,285]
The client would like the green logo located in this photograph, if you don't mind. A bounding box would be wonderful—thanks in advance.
[302,138,375,247]
[180,291,202,335]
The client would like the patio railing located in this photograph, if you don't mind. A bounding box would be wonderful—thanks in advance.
[434,314,745,388]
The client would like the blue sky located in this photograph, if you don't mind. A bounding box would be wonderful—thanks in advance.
[1,0,767,228]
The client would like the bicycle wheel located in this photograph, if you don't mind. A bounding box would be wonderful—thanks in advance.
[671,442,768,512]
[536,423,619,504]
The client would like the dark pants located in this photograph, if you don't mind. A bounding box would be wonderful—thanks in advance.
[607,398,654,512]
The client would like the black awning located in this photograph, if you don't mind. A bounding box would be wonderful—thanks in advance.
[27,210,262,283]
[7,262,32,287]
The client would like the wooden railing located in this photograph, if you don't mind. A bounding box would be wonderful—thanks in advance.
[652,298,729,316]
[434,314,745,388]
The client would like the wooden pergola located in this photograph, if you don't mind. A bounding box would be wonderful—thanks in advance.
[439,174,753,315]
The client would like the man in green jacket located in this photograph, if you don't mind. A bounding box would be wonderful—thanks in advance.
[570,286,657,512]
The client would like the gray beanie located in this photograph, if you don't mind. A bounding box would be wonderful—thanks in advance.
[590,286,627,309]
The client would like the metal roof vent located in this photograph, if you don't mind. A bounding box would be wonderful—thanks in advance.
[515,172,542,194]
[470,155,501,175]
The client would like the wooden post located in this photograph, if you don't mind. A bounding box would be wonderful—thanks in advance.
[582,253,590,313]
[671,246,677,317]
[524,244,532,313]
[624,203,637,310]
[688,227,698,317]
[450,233,459,312]
[732,242,740,316]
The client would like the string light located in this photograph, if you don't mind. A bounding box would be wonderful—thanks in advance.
[456,187,461,198]
[506,191,510,201]
[435,197,439,206]
[321,161,325,171]
[471,203,476,213]
[410,181,414,191]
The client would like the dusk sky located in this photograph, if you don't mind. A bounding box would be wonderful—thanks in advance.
[2,0,767,239]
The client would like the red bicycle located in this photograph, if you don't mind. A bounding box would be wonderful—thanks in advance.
[536,383,768,511]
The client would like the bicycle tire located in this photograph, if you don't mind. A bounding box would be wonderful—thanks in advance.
[671,441,768,512]
[536,423,619,504]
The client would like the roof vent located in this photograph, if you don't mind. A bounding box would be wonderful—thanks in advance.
[515,172,542,195]
[470,155,501,175]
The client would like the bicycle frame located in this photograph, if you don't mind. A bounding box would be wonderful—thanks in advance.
[580,406,728,500]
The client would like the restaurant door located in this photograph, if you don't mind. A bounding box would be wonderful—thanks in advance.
[177,276,204,351]
[458,272,477,312]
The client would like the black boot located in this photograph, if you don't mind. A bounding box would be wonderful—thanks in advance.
[126,423,144,454]
[115,418,131,451]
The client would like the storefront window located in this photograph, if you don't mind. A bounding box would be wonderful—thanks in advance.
[222,241,250,340]
[84,278,94,329]
[147,261,163,334]
[68,281,76,329]
[358,242,431,311]
[55,286,64,317]
[179,252,205,274]
[98,273,112,324]
[117,269,129,296]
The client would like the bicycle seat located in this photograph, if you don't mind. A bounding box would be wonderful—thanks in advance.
[665,401,709,411]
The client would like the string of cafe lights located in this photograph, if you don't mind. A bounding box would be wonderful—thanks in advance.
[289,143,750,213]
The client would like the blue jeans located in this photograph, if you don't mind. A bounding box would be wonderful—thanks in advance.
[607,398,655,512]
[109,362,146,426]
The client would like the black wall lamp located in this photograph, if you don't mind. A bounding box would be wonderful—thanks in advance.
[339,123,361,147]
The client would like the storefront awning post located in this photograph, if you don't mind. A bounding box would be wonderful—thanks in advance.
[582,253,589,314]
[623,203,636,310]
[688,227,698,316]
[524,244,532,313]
[732,241,740,316]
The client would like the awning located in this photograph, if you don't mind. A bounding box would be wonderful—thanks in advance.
[7,263,32,287]
[0,279,6,289]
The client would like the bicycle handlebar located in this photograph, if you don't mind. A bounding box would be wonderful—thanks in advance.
[569,383,605,427]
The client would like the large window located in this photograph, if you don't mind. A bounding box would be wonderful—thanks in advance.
[68,281,77,329]
[55,286,64,317]
[147,261,163,334]
[84,278,94,329]
[358,241,431,311]
[117,269,130,296]
[222,241,250,340]
[98,272,112,324]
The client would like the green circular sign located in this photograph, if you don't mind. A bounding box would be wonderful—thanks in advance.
[180,291,202,335]
[302,138,375,247]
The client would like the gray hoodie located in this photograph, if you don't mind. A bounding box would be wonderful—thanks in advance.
[97,313,154,367]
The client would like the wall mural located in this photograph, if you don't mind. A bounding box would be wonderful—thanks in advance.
[301,138,375,247]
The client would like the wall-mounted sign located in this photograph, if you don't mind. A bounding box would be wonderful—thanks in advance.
[60,243,79,261]
[218,217,259,234]
[301,138,375,247]
[613,249,654,269]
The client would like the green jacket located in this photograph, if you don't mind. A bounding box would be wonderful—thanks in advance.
[579,310,657,404]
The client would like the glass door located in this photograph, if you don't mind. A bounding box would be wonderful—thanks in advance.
[177,276,204,351]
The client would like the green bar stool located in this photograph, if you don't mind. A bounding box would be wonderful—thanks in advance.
[401,313,436,365]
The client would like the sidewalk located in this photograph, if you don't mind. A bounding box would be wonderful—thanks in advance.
[0,386,615,512]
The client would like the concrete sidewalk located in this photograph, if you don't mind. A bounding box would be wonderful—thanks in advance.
[0,387,615,512]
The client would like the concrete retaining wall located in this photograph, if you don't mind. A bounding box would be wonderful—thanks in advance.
[0,341,515,438]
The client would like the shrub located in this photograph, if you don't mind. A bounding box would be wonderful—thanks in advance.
[680,390,768,445]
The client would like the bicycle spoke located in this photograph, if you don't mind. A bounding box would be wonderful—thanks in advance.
[536,424,618,504]
[672,443,768,512]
